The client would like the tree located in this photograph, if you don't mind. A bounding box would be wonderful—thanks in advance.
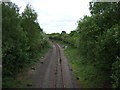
[2,2,28,76]
[61,31,66,34]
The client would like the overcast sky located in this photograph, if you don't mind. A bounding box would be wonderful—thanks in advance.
[12,0,91,34]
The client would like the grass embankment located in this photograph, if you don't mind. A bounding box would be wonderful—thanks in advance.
[3,46,51,88]
[55,40,103,88]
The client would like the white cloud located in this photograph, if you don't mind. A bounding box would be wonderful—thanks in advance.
[12,0,92,33]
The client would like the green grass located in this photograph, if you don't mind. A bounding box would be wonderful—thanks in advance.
[30,45,51,66]
[54,40,104,88]
[64,47,92,88]
[2,77,29,88]
[2,46,51,88]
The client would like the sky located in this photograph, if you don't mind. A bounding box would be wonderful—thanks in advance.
[12,0,92,34]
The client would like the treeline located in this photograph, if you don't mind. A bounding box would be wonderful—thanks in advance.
[2,2,49,77]
[49,2,120,88]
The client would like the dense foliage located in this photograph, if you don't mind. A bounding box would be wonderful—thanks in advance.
[49,2,120,88]
[2,2,49,77]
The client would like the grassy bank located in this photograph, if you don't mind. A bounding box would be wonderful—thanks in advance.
[2,46,51,88]
[64,47,99,88]
[55,40,105,88]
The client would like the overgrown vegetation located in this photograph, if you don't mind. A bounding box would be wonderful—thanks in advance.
[2,2,50,88]
[2,1,120,88]
[49,2,120,88]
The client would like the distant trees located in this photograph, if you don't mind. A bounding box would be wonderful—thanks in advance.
[2,2,49,77]
[61,31,66,34]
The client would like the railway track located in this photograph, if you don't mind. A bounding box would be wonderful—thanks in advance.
[54,43,65,88]
[27,42,79,88]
